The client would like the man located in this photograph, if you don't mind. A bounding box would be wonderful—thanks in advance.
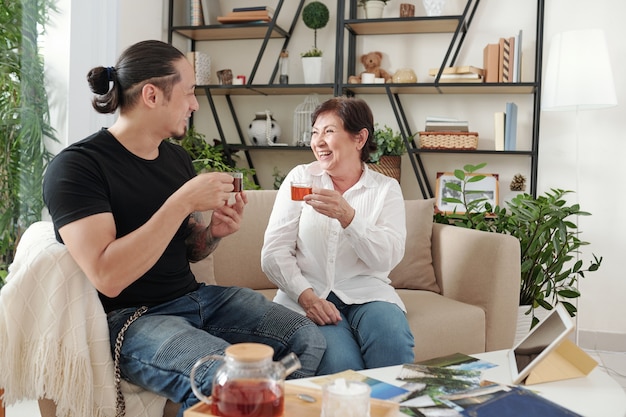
[43,40,325,415]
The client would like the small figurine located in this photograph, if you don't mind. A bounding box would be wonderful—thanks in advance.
[348,51,393,84]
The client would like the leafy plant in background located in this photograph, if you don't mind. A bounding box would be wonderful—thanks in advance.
[0,0,58,288]
[169,126,259,190]
[301,1,329,57]
[368,124,407,164]
[272,167,286,190]
[434,163,602,328]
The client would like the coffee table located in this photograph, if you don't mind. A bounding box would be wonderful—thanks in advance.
[290,349,626,417]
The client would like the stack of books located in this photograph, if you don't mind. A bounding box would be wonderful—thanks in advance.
[425,116,470,132]
[217,6,274,23]
[483,30,523,83]
[429,66,485,83]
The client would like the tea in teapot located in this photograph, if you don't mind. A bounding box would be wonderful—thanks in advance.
[190,343,301,417]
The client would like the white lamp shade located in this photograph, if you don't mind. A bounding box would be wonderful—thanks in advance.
[542,29,618,111]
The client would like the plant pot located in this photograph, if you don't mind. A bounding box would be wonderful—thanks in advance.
[367,155,401,183]
[514,305,551,345]
[302,56,323,84]
[364,1,386,18]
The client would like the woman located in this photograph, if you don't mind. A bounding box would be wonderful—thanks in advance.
[261,97,414,375]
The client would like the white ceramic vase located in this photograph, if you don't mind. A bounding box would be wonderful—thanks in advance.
[301,56,323,84]
[364,1,386,19]
[422,0,446,16]
[514,305,551,345]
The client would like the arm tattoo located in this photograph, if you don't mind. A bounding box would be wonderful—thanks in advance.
[185,212,221,262]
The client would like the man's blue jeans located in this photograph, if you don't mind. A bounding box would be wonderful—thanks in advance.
[107,284,326,415]
[316,292,415,375]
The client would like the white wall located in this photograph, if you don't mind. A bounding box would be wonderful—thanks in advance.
[45,0,119,152]
[46,0,626,347]
[540,0,626,348]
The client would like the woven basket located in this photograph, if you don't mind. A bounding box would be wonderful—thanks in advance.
[367,155,401,183]
[419,131,479,150]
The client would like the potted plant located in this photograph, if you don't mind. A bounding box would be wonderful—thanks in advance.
[367,124,407,182]
[0,0,57,289]
[358,0,390,19]
[170,126,259,190]
[300,1,329,83]
[434,163,603,330]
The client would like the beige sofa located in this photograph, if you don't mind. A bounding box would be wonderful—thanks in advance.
[197,190,520,361]
[0,190,520,417]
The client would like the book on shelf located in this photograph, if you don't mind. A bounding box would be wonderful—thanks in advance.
[218,9,273,23]
[189,0,203,26]
[232,6,275,14]
[426,116,463,122]
[225,9,274,18]
[437,73,484,83]
[425,119,469,132]
[428,66,485,77]
[494,112,505,151]
[226,10,273,17]
[504,102,518,151]
[498,36,515,83]
[200,0,222,25]
[513,29,523,82]
[483,43,500,83]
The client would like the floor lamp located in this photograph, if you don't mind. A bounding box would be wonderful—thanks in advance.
[541,29,618,344]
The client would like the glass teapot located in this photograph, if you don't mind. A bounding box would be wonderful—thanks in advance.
[190,343,301,417]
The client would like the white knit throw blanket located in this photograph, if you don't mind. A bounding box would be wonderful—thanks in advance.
[0,221,166,417]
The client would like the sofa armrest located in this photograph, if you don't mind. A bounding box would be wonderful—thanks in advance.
[431,223,520,351]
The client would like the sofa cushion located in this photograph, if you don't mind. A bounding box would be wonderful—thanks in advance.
[212,190,278,290]
[389,199,440,293]
[190,253,216,285]
[397,289,486,361]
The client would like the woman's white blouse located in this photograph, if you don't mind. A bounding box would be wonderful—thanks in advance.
[261,161,407,315]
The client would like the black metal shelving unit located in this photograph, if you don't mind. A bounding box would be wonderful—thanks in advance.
[337,0,545,198]
[168,0,545,195]
[168,0,316,185]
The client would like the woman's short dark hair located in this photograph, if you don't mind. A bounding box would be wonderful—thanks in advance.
[311,96,376,162]
[86,40,185,114]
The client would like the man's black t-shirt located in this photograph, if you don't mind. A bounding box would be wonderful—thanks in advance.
[43,128,199,313]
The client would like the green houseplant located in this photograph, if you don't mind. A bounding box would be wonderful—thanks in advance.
[434,163,603,329]
[368,124,407,163]
[300,1,329,83]
[0,0,58,288]
[367,125,407,182]
[169,126,259,190]
[300,1,329,58]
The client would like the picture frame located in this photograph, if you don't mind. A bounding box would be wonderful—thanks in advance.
[435,172,499,214]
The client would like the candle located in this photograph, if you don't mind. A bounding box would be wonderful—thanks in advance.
[321,379,371,417]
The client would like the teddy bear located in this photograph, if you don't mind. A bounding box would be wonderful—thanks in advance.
[348,51,393,84]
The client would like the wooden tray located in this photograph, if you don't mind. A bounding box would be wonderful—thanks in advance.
[184,384,398,417]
